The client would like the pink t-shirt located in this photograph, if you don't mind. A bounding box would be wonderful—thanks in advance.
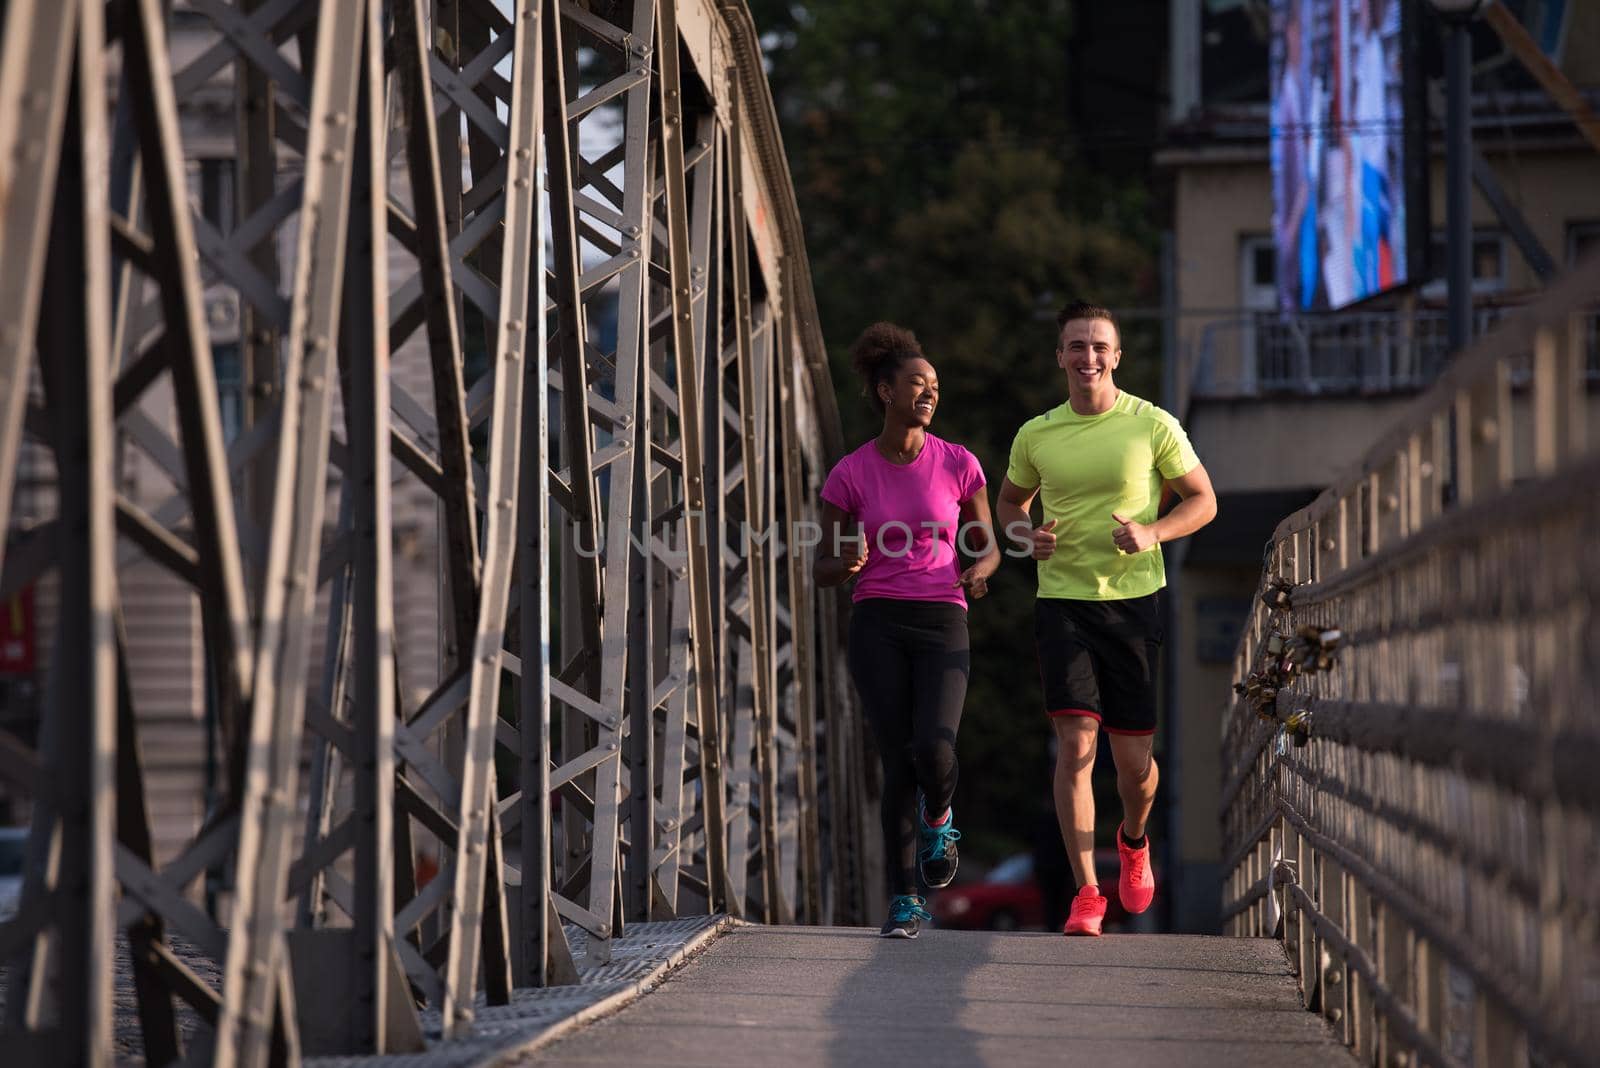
[820,434,986,607]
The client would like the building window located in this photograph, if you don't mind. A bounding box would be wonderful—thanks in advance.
[1567,221,1600,267]
[1422,231,1507,297]
[1239,234,1277,312]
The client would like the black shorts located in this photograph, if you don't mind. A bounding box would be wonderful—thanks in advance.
[1034,593,1164,736]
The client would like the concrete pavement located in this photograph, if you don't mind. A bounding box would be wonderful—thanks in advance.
[512,925,1355,1067]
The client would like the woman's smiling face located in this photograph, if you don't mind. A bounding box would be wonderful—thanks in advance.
[878,357,939,427]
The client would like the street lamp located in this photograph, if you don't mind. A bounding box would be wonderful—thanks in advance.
[1427,0,1487,353]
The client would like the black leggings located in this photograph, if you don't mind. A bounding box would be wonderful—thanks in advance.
[847,598,970,897]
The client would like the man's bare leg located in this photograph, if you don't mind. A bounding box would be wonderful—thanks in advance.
[1051,716,1100,887]
[1109,733,1158,840]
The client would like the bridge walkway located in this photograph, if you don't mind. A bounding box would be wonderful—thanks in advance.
[513,926,1354,1067]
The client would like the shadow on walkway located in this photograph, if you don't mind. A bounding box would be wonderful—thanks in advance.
[821,926,992,1067]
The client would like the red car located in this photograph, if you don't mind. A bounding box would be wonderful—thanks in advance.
[929,850,1132,931]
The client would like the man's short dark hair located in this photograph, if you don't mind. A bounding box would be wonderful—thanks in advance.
[1055,301,1120,347]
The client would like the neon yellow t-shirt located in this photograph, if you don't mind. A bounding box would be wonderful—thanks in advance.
[1005,392,1200,601]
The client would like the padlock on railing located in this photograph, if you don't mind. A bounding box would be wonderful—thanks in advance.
[1285,708,1313,746]
[1238,673,1274,722]
[1311,627,1341,672]
[1262,631,1296,683]
[1283,632,1313,670]
[1261,577,1294,611]
[1284,624,1343,675]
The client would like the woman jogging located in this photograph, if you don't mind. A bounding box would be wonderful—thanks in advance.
[813,322,1000,938]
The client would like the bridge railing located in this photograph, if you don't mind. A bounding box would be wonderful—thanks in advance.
[1220,256,1600,1067]
[0,2,876,1064]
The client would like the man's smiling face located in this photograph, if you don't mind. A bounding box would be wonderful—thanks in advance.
[1056,317,1121,394]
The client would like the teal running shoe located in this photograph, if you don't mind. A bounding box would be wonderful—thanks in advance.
[917,794,962,889]
[879,894,932,938]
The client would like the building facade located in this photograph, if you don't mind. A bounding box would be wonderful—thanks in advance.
[1159,0,1600,931]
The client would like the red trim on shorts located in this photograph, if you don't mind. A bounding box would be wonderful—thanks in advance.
[1104,726,1156,736]
[1047,708,1101,722]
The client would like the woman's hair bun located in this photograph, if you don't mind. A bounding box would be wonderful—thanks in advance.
[849,322,924,412]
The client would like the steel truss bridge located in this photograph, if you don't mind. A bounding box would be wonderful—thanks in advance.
[0,0,879,1063]
[5,3,1600,1068]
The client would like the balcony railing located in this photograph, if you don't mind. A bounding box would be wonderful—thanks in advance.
[1193,305,1600,399]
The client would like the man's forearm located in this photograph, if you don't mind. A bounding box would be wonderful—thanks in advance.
[1152,493,1217,544]
[995,500,1031,552]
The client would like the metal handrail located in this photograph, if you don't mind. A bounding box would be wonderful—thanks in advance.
[1219,254,1600,1066]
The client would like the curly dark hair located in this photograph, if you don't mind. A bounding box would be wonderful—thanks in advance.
[850,322,925,414]
[1055,300,1120,347]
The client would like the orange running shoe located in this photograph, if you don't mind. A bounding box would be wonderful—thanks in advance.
[1117,824,1155,914]
[1063,885,1107,936]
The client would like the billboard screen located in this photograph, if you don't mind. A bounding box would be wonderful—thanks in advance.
[1272,0,1410,311]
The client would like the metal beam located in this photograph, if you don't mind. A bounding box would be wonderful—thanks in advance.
[777,301,823,926]
[8,9,118,1060]
[0,0,79,582]
[726,84,785,925]
[656,0,733,918]
[395,0,483,647]
[217,0,367,1060]
[441,0,542,1032]
[121,0,256,794]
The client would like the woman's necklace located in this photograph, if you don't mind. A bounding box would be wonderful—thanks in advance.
[877,432,924,464]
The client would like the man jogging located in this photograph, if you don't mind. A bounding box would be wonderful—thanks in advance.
[996,301,1217,936]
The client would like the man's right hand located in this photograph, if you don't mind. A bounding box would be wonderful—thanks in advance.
[1031,519,1058,561]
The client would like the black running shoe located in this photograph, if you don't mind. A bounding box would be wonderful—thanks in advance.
[879,894,931,938]
[917,798,962,889]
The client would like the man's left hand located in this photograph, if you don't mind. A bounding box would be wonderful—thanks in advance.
[1111,512,1158,554]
